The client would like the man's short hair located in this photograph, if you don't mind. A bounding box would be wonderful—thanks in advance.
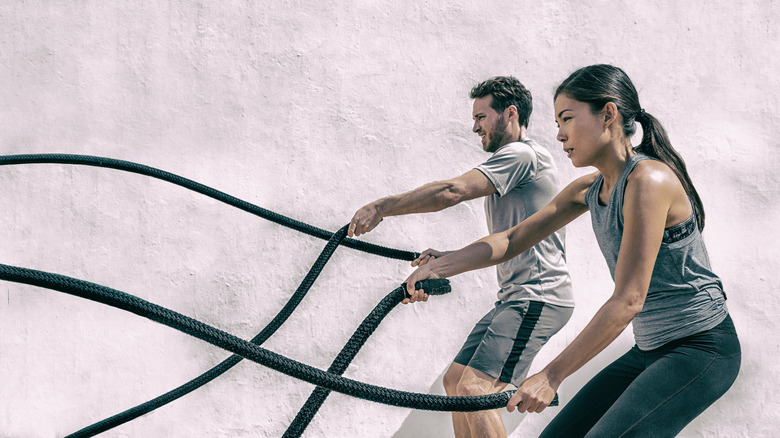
[470,76,533,128]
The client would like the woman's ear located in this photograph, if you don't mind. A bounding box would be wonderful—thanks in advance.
[603,102,620,127]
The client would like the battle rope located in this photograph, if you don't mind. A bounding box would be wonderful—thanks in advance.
[66,226,349,437]
[0,154,417,261]
[0,152,419,436]
[0,264,522,412]
[0,154,558,436]
[282,276,464,437]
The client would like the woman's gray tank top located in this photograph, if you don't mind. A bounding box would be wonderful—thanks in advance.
[584,153,728,350]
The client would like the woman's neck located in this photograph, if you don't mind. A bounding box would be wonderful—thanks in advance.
[595,140,636,188]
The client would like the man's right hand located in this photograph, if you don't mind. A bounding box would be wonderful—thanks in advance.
[412,249,449,267]
[348,203,383,237]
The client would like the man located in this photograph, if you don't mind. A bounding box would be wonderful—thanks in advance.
[348,77,574,438]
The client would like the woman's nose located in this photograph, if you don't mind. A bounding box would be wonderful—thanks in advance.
[556,127,566,142]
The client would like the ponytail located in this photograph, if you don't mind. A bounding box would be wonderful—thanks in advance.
[556,64,706,230]
[635,111,705,230]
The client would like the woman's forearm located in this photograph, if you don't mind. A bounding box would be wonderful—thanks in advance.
[430,232,513,278]
[427,203,577,279]
[543,296,642,387]
[405,177,591,295]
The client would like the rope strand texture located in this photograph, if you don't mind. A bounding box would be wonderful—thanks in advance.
[0,154,418,261]
[0,154,558,436]
[66,226,350,438]
[0,263,519,413]
[283,279,447,437]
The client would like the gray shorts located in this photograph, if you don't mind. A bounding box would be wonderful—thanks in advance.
[453,300,573,386]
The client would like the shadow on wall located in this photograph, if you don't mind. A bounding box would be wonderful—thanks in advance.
[393,367,527,437]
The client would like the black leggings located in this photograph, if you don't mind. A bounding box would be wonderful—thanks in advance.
[541,315,741,438]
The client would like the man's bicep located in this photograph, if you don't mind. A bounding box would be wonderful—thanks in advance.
[450,169,497,201]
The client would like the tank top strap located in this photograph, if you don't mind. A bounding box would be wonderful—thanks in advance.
[612,153,653,213]
[585,153,653,211]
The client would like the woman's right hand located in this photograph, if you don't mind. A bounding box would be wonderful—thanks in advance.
[411,249,450,267]
[403,262,443,304]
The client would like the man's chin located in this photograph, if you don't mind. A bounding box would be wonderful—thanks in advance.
[485,143,501,153]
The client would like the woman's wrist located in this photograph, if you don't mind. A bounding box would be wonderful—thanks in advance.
[542,362,566,389]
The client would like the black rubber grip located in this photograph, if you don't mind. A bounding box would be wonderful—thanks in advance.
[402,278,451,297]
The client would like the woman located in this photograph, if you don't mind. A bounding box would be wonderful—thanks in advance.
[404,64,740,437]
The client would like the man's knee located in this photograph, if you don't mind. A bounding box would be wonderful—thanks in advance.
[455,366,506,396]
[443,362,466,394]
[455,378,489,397]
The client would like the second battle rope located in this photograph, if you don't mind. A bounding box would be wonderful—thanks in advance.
[0,264,529,412]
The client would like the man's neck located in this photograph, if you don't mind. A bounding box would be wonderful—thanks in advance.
[501,125,528,146]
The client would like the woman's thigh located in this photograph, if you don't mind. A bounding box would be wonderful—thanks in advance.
[586,322,741,437]
[539,347,645,438]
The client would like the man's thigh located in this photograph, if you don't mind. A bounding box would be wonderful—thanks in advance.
[457,364,508,395]
[463,301,572,386]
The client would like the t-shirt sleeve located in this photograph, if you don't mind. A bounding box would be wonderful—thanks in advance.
[475,144,537,197]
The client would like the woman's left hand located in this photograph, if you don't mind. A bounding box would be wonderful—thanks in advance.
[507,370,558,413]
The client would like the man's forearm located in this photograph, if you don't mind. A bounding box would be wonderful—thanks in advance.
[375,180,462,218]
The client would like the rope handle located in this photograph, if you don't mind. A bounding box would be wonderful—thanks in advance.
[401,278,452,297]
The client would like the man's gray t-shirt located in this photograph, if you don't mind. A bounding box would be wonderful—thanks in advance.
[475,139,574,307]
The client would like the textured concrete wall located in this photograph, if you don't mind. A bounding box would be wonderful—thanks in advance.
[0,1,777,437]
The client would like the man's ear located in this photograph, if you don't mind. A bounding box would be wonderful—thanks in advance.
[505,104,519,121]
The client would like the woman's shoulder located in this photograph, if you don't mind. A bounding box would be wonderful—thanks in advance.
[572,171,601,190]
[628,159,681,192]
[563,171,601,205]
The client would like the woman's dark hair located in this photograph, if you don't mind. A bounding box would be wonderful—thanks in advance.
[555,64,705,230]
[470,76,533,128]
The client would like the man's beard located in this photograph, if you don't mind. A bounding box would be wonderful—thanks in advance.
[485,115,508,153]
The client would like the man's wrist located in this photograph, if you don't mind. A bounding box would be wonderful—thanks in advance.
[373,198,389,218]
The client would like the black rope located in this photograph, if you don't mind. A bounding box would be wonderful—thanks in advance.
[283,279,451,437]
[0,154,418,261]
[0,153,424,436]
[65,226,349,438]
[0,263,521,412]
[0,154,559,436]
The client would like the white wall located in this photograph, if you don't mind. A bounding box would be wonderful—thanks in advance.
[0,1,777,437]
